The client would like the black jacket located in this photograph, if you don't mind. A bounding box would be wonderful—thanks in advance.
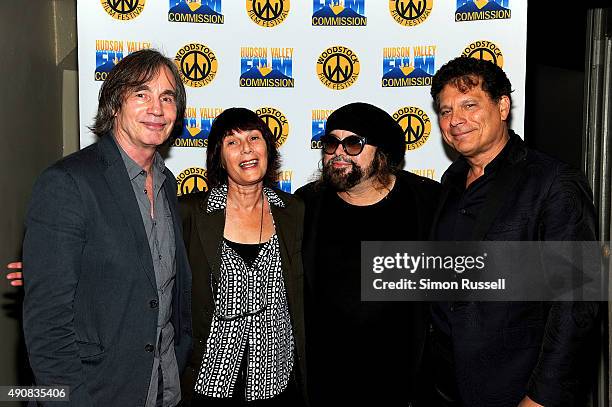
[431,132,600,407]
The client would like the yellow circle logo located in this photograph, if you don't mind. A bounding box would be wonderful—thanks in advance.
[176,167,208,197]
[462,40,504,68]
[389,0,433,27]
[256,107,289,149]
[101,0,146,20]
[175,43,218,87]
[316,46,360,90]
[392,106,431,151]
[246,0,290,27]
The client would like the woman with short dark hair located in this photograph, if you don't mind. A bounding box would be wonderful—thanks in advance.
[179,108,306,406]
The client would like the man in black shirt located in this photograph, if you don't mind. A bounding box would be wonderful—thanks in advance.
[295,102,439,406]
[429,57,599,407]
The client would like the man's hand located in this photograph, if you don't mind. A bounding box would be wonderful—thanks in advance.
[518,396,544,407]
[6,262,23,286]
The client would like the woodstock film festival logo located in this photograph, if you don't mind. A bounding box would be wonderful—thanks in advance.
[312,0,366,26]
[256,107,290,149]
[462,40,504,68]
[316,46,360,90]
[382,45,436,87]
[455,0,510,22]
[174,107,223,148]
[176,168,208,196]
[101,0,146,20]
[247,0,290,27]
[311,109,334,149]
[240,47,294,88]
[389,0,432,27]
[393,106,431,151]
[168,0,225,24]
[175,43,218,87]
[95,40,151,81]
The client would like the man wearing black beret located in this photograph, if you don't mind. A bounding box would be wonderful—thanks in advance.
[295,102,440,406]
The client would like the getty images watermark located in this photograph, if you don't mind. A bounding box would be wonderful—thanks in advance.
[361,241,609,301]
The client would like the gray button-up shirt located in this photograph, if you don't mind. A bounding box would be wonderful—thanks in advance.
[116,140,180,407]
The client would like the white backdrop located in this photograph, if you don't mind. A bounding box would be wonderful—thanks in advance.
[78,0,527,194]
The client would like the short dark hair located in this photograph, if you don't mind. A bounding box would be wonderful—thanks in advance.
[430,57,512,113]
[206,108,281,188]
[89,49,186,137]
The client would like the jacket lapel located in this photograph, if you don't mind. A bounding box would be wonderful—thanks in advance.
[195,199,225,282]
[98,136,157,290]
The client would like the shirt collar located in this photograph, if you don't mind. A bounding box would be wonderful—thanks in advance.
[113,135,166,181]
[206,184,286,213]
[442,130,519,188]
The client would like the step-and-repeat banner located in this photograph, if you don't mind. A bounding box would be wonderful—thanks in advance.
[77,0,526,194]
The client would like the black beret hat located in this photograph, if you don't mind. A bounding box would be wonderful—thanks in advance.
[325,102,405,167]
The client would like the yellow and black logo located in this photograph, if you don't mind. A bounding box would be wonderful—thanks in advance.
[175,43,218,87]
[461,40,504,68]
[455,0,511,22]
[101,0,146,20]
[392,106,431,151]
[246,0,290,27]
[256,107,289,149]
[176,167,208,196]
[316,46,360,90]
[389,0,433,27]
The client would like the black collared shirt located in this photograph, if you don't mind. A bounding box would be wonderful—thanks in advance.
[434,134,515,241]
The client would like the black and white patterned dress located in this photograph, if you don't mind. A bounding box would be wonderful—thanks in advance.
[194,185,295,401]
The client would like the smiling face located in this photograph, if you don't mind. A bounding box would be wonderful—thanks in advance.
[222,129,269,187]
[437,79,510,164]
[113,65,178,153]
[322,129,378,191]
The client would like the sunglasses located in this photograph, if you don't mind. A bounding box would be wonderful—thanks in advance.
[320,134,367,156]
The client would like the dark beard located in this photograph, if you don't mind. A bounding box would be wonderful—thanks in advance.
[321,154,380,192]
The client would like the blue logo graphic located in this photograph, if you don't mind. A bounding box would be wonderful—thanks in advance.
[311,109,333,149]
[174,107,222,148]
[95,40,124,81]
[168,0,224,24]
[455,0,511,21]
[382,46,435,87]
[312,0,366,25]
[275,170,293,193]
[240,47,294,87]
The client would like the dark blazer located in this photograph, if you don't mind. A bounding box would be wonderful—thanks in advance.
[431,132,599,407]
[178,187,307,403]
[22,135,192,407]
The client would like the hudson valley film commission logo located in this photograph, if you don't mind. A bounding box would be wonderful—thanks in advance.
[392,106,431,151]
[389,0,432,27]
[101,0,146,20]
[382,45,435,87]
[316,46,360,90]
[176,168,208,196]
[311,109,334,149]
[175,43,218,87]
[312,0,367,26]
[256,107,289,149]
[240,47,294,88]
[174,107,223,148]
[168,0,225,24]
[247,0,290,27]
[462,40,504,68]
[95,40,151,81]
[455,0,510,22]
